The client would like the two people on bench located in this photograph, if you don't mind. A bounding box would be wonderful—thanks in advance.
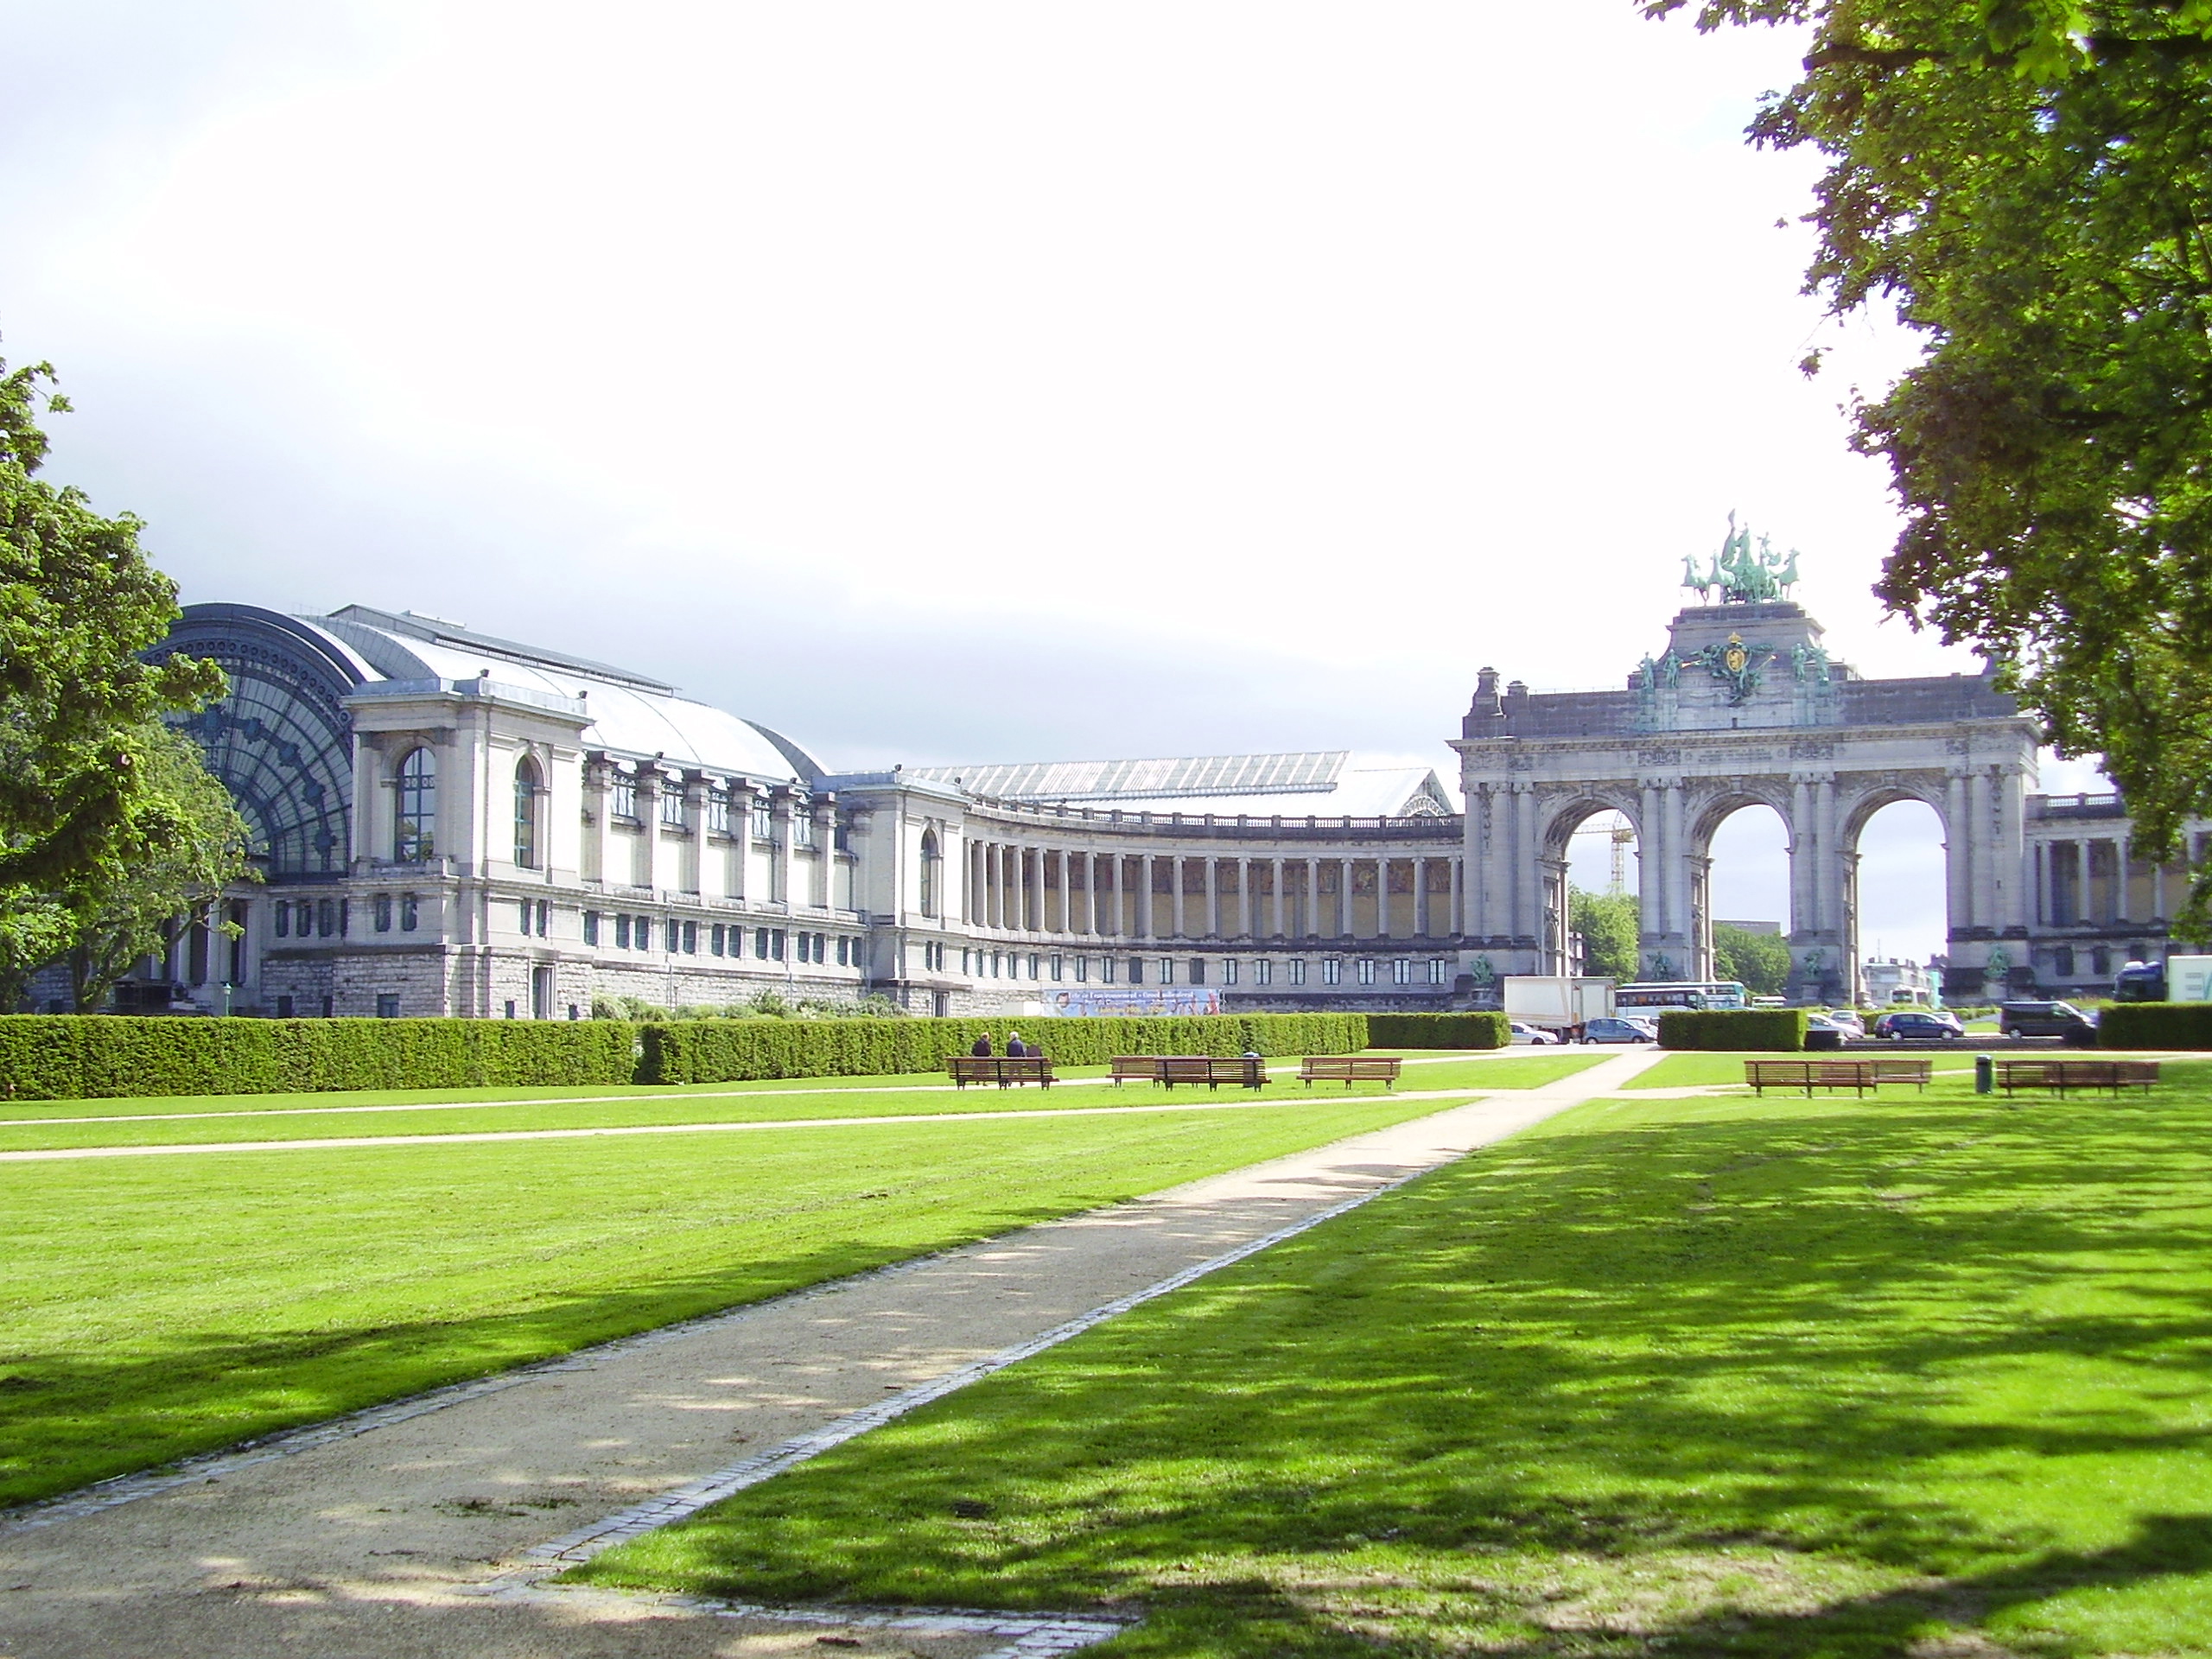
[970,1033,1033,1058]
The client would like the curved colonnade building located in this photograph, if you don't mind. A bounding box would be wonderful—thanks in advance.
[148,602,1463,1019]
[134,594,2204,1019]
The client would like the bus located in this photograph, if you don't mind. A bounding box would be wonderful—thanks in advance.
[1615,980,1750,1013]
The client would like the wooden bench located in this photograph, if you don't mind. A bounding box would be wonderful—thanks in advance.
[1110,1055,1266,1089]
[1868,1057,1934,1090]
[1298,1055,1402,1089]
[1993,1058,2160,1098]
[946,1055,1057,1089]
[1745,1058,1878,1097]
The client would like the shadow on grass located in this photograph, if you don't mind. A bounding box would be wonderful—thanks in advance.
[582,1096,2212,1656]
[0,1211,1093,1511]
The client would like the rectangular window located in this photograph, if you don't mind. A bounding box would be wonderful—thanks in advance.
[402,893,419,932]
[1322,958,1340,985]
[711,924,725,956]
[1160,957,1176,985]
[275,903,289,938]
[793,812,816,848]
[661,785,686,827]
[1427,958,1446,984]
[990,950,1001,978]
[1357,959,1376,986]
[1074,956,1088,982]
[836,936,849,966]
[375,894,393,932]
[1049,954,1063,982]
[961,947,972,975]
[1288,959,1306,985]
[616,913,632,949]
[519,898,533,935]
[637,918,652,952]
[1392,959,1411,985]
[1128,957,1144,984]
[276,995,296,1019]
[317,899,336,938]
[537,899,550,937]
[1101,957,1116,983]
[1189,958,1206,985]
[377,994,400,1019]
[683,920,698,954]
[585,911,601,946]
[1028,953,1040,980]
[611,774,639,820]
[771,928,786,960]
[1255,959,1271,986]
[1223,959,1237,985]
[752,800,774,840]
[707,792,733,836]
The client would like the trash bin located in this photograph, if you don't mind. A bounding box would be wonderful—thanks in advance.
[1804,1026,1845,1052]
[1975,1053,1993,1095]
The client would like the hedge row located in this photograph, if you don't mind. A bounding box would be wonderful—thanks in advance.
[639,1012,1370,1084]
[0,1016,638,1101]
[1656,1008,1808,1052]
[2098,1003,2212,1050]
[0,1012,1372,1099]
[1364,1012,1511,1051]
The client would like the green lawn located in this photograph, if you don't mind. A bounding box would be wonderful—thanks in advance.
[0,1094,1445,1508]
[579,1080,2212,1657]
[0,1052,1601,1154]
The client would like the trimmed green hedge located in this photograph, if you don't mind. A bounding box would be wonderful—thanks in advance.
[0,1012,1369,1100]
[0,1016,637,1102]
[2098,1002,2212,1050]
[638,1012,1370,1085]
[1656,1008,1808,1052]
[1364,1012,1511,1051]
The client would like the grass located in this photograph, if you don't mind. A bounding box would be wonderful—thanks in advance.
[577,1072,2212,1657]
[0,1092,1446,1509]
[0,1051,1602,1153]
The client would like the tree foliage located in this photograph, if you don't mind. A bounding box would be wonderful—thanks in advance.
[0,352,229,1003]
[1644,0,2212,931]
[1572,887,1642,978]
[1713,921,1793,994]
[63,722,253,1012]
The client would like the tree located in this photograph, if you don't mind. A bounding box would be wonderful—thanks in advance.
[1713,922,1792,995]
[1643,0,2212,931]
[0,350,227,1003]
[1571,887,1642,978]
[62,722,253,1012]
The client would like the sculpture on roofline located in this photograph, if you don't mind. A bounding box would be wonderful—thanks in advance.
[1682,513,1803,605]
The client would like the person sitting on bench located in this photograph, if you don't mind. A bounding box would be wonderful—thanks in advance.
[1006,1033,1030,1057]
[970,1034,994,1058]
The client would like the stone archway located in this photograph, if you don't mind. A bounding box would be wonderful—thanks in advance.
[1685,785,1794,984]
[1538,794,1643,975]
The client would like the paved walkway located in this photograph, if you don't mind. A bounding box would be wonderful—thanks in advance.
[0,1049,1662,1659]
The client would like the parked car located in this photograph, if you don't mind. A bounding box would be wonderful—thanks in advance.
[1583,1016,1657,1045]
[1872,1009,1965,1040]
[1509,1020,1562,1046]
[1820,1009,1866,1037]
[1803,1014,1850,1052]
[1999,1000,2096,1039]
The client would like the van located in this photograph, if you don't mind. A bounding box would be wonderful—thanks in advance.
[1999,1000,2095,1039]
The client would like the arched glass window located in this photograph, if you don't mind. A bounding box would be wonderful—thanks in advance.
[918,830,941,918]
[396,747,436,861]
[514,754,542,868]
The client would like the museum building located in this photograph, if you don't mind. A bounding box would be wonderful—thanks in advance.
[125,584,2207,1019]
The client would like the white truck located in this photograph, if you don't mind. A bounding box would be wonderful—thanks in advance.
[1502,976,1617,1033]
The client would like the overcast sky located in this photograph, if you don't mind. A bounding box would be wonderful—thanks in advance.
[2,0,2099,964]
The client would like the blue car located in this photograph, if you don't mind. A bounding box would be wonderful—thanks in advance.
[1583,1016,1656,1045]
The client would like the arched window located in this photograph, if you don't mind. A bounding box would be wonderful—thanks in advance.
[396,747,436,861]
[918,830,941,918]
[514,754,542,868]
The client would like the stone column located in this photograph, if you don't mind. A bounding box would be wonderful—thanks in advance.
[1138,855,1154,938]
[1449,857,1463,938]
[581,756,608,886]
[771,787,797,909]
[1205,858,1219,938]
[1271,857,1286,938]
[1170,855,1186,939]
[1995,766,2028,934]
[1339,856,1356,939]
[1968,769,1995,932]
[1414,855,1428,938]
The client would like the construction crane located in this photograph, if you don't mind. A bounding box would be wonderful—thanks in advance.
[1569,813,1637,894]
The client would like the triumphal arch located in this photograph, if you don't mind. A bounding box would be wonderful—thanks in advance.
[1452,531,2040,1004]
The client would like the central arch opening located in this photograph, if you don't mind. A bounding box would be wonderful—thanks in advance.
[1702,803,1791,996]
[1562,808,1640,979]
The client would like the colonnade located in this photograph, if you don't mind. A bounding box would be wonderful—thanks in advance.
[2033,830,2201,927]
[958,839,1462,943]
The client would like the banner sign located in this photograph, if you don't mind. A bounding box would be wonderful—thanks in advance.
[1043,987,1223,1017]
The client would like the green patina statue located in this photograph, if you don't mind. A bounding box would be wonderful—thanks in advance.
[1682,513,1802,606]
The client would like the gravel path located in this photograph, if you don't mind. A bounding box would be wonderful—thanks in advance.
[0,1050,1661,1658]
